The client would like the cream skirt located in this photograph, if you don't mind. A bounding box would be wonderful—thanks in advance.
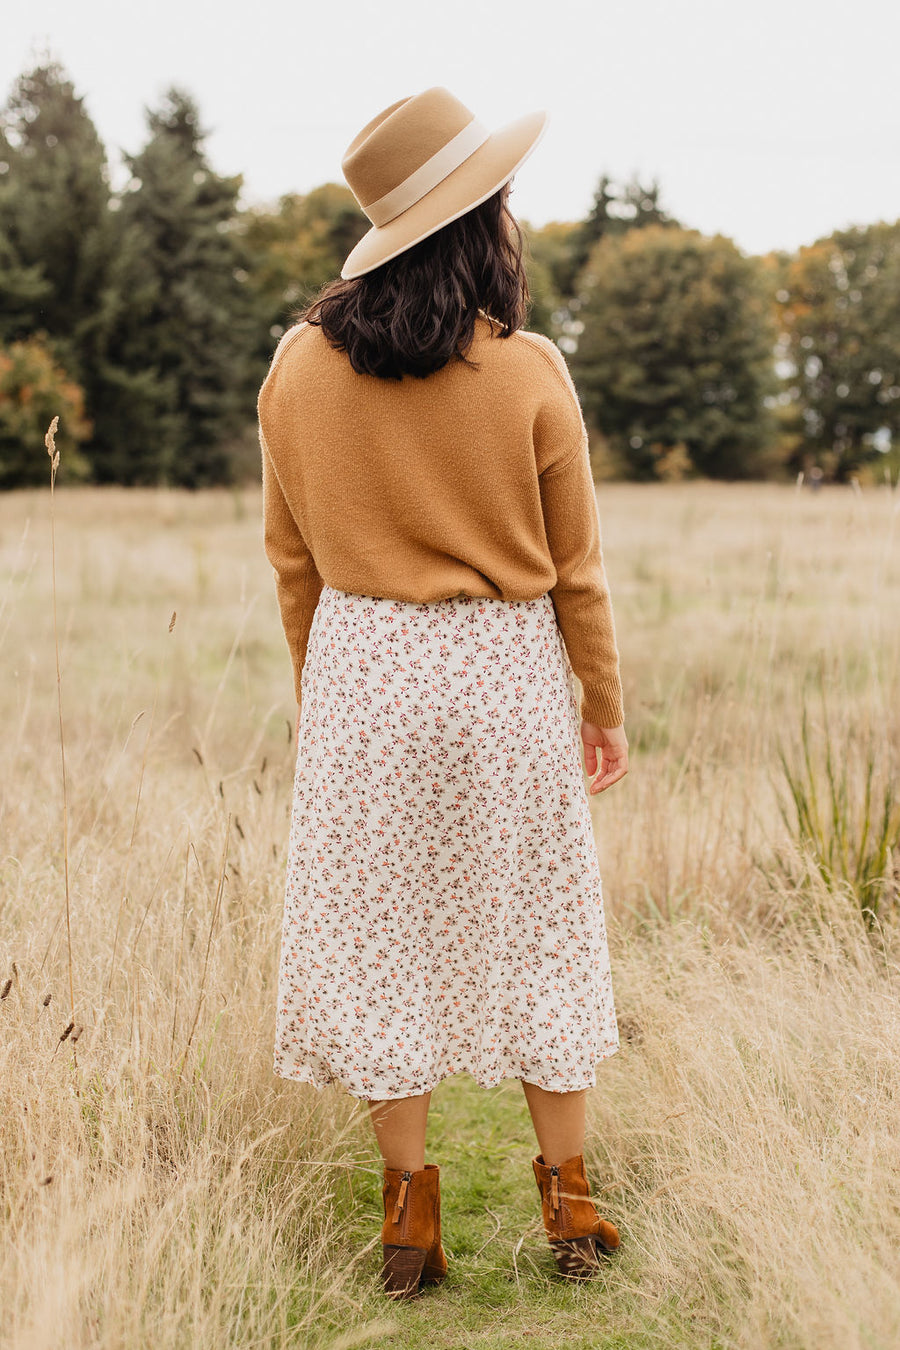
[273,585,618,1100]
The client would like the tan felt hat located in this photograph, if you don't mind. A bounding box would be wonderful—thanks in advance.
[339,85,549,280]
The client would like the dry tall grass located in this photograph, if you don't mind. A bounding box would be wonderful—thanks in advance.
[1,480,898,1349]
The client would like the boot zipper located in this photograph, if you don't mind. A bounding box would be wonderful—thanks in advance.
[393,1170,412,1237]
[549,1165,561,1219]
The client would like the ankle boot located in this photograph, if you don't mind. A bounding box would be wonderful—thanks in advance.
[532,1152,620,1279]
[380,1163,448,1298]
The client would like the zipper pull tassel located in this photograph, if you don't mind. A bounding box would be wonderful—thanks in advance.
[392,1170,412,1224]
[549,1165,560,1217]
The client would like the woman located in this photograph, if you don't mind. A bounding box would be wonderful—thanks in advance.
[258,86,629,1299]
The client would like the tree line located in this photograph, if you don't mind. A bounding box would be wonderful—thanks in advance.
[2,60,898,488]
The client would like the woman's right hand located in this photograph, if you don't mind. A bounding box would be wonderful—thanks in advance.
[581,721,628,794]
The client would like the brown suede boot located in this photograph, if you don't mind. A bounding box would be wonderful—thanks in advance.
[380,1163,448,1299]
[532,1152,621,1279]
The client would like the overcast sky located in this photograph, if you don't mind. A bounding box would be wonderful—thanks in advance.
[3,0,897,258]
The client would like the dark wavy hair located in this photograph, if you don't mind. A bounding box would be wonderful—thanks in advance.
[293,181,530,380]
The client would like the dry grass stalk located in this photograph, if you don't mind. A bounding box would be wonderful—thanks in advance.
[0,480,898,1346]
[44,415,76,1035]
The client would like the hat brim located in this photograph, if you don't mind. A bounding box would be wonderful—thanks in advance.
[339,107,550,280]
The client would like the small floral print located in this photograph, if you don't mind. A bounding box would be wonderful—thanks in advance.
[273,586,618,1100]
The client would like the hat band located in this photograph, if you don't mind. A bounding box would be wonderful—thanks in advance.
[363,117,490,227]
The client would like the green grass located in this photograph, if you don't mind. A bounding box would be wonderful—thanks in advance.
[334,1075,708,1350]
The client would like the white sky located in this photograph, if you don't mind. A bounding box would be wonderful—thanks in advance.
[3,0,898,258]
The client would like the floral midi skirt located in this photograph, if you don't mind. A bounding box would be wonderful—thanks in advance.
[273,585,618,1101]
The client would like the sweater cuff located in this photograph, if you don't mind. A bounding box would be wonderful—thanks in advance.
[579,675,625,729]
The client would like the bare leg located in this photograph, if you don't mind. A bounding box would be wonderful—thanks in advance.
[521,1082,587,1164]
[367,1091,432,1171]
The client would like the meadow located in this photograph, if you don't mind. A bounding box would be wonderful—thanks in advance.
[1,478,898,1349]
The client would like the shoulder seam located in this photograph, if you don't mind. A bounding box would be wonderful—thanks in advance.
[513,331,581,401]
[272,320,312,368]
[258,322,312,411]
[515,331,587,473]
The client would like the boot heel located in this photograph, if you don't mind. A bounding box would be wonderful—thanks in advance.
[381,1244,428,1298]
[549,1235,603,1279]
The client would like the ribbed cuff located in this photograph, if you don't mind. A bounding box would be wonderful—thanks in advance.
[579,675,625,729]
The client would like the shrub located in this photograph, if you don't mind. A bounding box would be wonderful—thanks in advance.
[0,335,91,487]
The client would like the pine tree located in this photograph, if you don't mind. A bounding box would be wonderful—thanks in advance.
[0,60,118,382]
[556,173,680,299]
[92,89,261,485]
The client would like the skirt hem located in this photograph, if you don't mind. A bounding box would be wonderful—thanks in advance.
[272,1042,620,1101]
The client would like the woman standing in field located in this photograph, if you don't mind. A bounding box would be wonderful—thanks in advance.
[257,85,628,1299]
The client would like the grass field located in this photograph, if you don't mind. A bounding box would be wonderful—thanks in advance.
[1,480,899,1349]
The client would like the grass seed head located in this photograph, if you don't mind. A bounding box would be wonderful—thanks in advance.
[44,416,60,472]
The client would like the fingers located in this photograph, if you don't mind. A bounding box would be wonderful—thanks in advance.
[590,766,627,793]
[589,756,628,794]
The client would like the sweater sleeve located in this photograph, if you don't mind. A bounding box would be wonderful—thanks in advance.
[260,424,324,705]
[539,434,625,730]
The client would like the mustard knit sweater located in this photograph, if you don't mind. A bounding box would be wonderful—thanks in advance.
[258,313,625,728]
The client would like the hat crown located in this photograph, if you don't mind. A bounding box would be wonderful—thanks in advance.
[342,87,484,224]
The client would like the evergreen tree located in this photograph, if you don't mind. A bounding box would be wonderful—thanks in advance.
[0,60,118,381]
[93,89,261,485]
[572,225,780,480]
[558,173,680,299]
